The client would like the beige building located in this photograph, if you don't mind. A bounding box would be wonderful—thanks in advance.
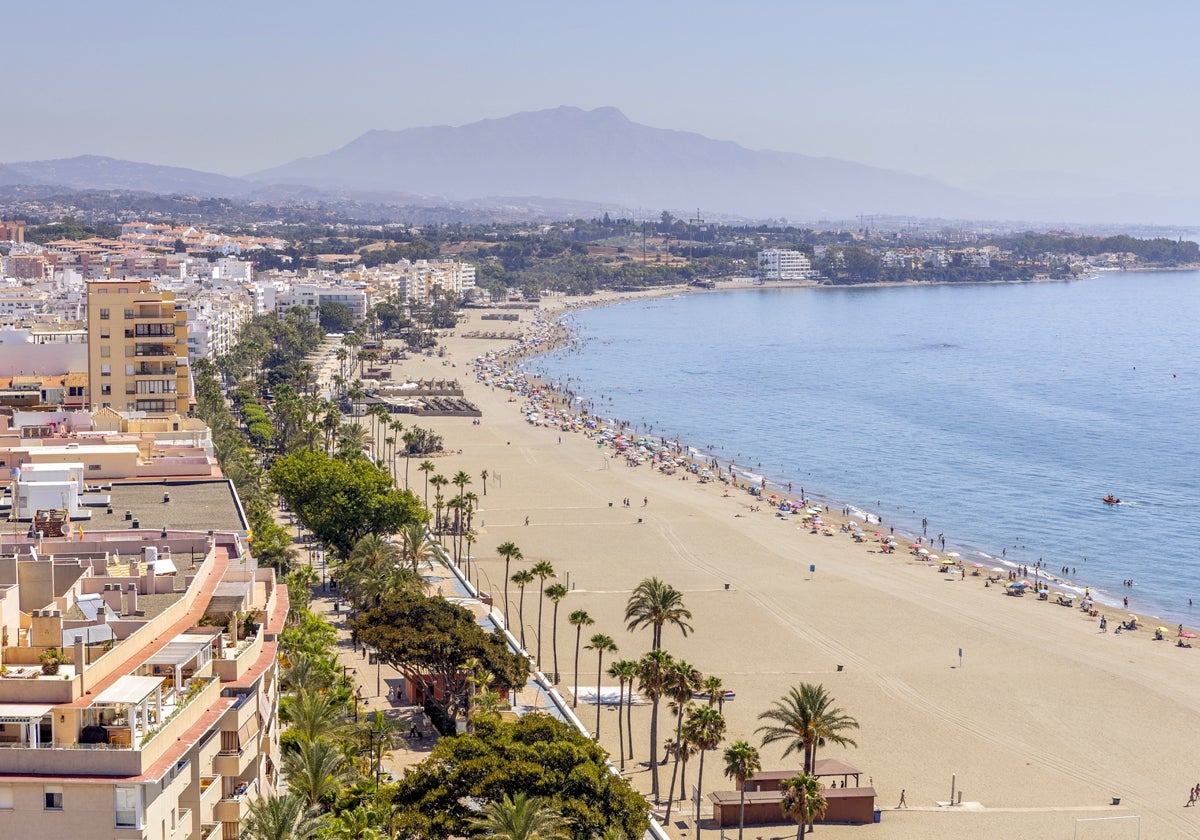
[85,280,192,416]
[0,512,286,840]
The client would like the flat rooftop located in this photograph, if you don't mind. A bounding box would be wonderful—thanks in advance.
[91,480,247,533]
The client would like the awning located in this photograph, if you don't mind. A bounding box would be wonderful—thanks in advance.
[145,634,212,668]
[0,703,52,723]
[93,675,163,706]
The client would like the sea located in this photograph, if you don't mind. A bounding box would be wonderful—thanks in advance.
[526,270,1200,626]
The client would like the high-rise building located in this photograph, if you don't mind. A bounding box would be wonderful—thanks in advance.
[757,248,819,281]
[85,280,192,416]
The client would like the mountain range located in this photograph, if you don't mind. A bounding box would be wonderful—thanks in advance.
[0,107,1195,225]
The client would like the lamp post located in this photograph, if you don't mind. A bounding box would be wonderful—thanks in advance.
[477,567,495,604]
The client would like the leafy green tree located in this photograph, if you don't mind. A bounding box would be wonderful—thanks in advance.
[269,448,426,559]
[722,740,762,840]
[391,714,649,840]
[756,683,859,775]
[624,577,693,651]
[350,592,528,727]
[318,301,355,333]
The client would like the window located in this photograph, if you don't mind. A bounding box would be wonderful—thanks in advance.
[100,346,111,358]
[98,308,109,320]
[44,785,62,810]
[88,464,101,472]
[100,385,111,396]
[124,308,134,319]
[114,786,139,828]
[100,364,111,376]
[99,328,110,339]
[0,785,12,809]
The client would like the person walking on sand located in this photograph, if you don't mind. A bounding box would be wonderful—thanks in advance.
[1187,787,1196,807]
[897,789,907,809]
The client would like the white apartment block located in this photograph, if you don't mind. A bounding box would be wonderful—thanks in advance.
[211,259,252,284]
[276,283,368,323]
[0,519,286,840]
[183,292,253,363]
[757,249,819,281]
[374,259,477,304]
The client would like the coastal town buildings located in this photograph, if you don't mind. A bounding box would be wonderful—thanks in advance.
[84,280,192,416]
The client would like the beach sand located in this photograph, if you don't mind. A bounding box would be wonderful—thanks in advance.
[373,294,1199,838]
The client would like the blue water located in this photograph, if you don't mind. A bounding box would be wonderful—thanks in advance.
[529,272,1200,625]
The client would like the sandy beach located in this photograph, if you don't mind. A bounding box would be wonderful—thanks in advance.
[375,292,1199,839]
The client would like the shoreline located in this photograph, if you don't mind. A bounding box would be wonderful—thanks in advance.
[389,303,1200,838]
[520,292,1190,631]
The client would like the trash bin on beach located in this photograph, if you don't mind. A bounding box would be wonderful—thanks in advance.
[873,809,881,823]
[1111,797,1121,806]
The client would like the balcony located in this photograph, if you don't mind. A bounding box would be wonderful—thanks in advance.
[134,345,173,357]
[214,792,247,824]
[200,823,222,840]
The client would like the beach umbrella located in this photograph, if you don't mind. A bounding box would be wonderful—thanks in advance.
[1156,626,1169,633]
[917,548,929,555]
[929,554,940,560]
[973,563,984,568]
[939,559,955,565]
[947,551,961,558]
[992,567,1005,573]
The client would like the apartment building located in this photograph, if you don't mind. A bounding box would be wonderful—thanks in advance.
[275,282,368,323]
[0,495,287,840]
[85,281,191,416]
[757,249,819,281]
[0,220,26,244]
[182,292,253,363]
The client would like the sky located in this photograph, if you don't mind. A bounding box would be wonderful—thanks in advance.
[5,1,1200,195]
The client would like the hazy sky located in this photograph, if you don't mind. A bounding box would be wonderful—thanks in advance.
[6,1,1198,193]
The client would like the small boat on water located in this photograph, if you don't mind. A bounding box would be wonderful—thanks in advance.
[1102,495,1121,505]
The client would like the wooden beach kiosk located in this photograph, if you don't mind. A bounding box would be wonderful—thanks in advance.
[709,759,876,827]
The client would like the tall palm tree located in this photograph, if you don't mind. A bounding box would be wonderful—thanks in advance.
[429,474,449,533]
[511,568,535,649]
[637,648,675,802]
[675,732,696,803]
[624,577,694,650]
[530,561,555,666]
[282,738,349,809]
[607,659,630,769]
[480,468,489,495]
[665,660,703,819]
[336,422,373,461]
[359,710,397,786]
[496,541,523,629]
[418,460,436,507]
[568,609,594,709]
[242,793,325,840]
[683,704,726,836]
[780,773,827,837]
[468,792,569,840]
[585,633,617,738]
[545,583,568,683]
[613,658,639,762]
[452,470,472,559]
[756,683,859,775]
[722,740,762,840]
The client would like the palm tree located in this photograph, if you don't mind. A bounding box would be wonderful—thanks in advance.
[722,740,762,840]
[665,660,703,818]
[607,659,630,770]
[480,468,489,495]
[359,709,397,786]
[568,609,594,708]
[637,648,674,802]
[282,738,349,809]
[496,541,523,630]
[545,582,568,683]
[780,773,827,837]
[336,422,372,460]
[675,732,696,803]
[325,806,386,840]
[701,674,726,714]
[613,658,639,762]
[468,792,569,840]
[242,793,325,840]
[531,561,555,666]
[585,633,617,737]
[683,704,726,835]
[429,474,449,533]
[280,689,347,747]
[452,470,472,558]
[399,521,435,574]
[418,460,436,507]
[624,576,694,650]
[756,683,859,775]
[511,568,535,649]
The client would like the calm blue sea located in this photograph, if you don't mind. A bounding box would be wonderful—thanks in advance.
[528,272,1200,625]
